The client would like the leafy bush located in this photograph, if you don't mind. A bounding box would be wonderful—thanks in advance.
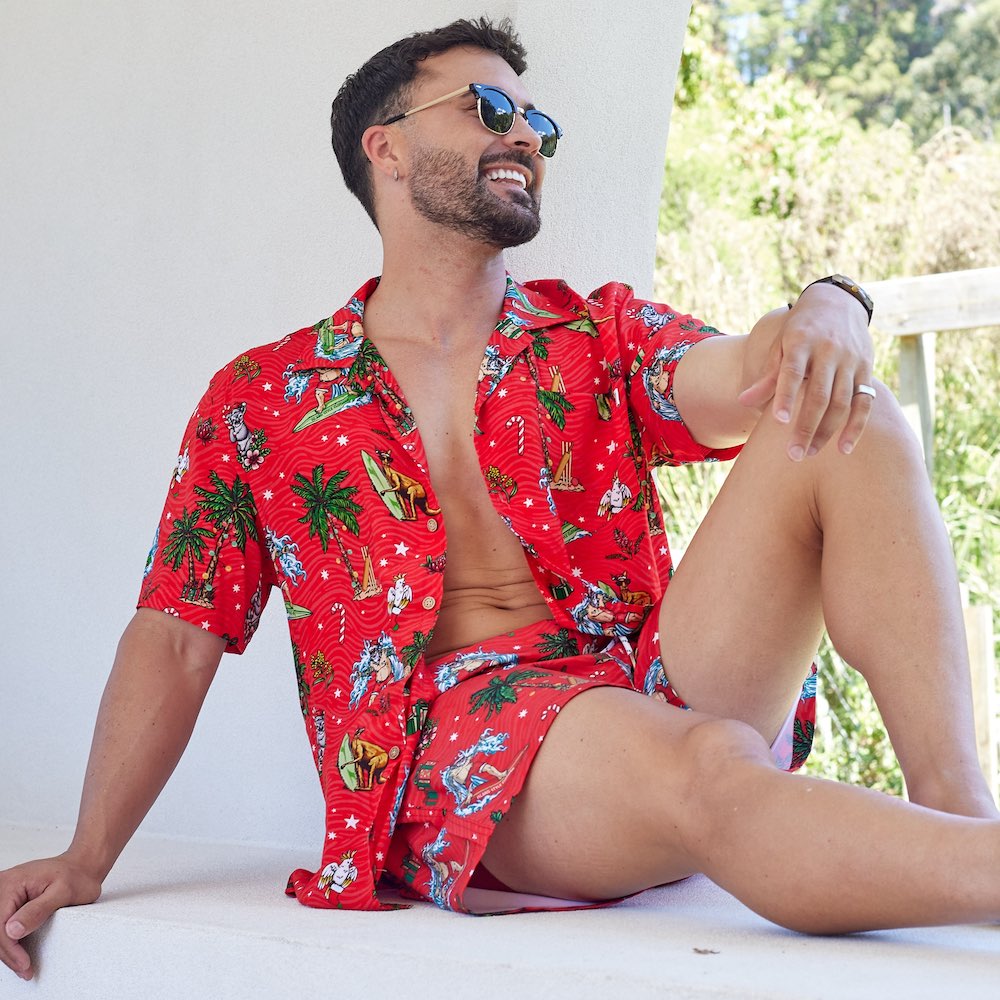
[656,1,999,796]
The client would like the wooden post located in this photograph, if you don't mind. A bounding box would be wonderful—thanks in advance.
[964,603,998,801]
[896,331,936,477]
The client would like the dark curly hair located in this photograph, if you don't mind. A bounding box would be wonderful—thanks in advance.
[330,16,528,228]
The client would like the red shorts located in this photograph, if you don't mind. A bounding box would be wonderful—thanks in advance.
[383,611,816,914]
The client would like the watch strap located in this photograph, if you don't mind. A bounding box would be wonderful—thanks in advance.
[803,274,874,324]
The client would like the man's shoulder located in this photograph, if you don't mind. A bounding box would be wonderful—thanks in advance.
[200,320,330,397]
[207,278,378,393]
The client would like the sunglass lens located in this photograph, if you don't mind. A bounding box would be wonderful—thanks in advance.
[526,110,561,158]
[477,88,516,135]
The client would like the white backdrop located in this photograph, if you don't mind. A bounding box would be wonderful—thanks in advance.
[0,0,692,850]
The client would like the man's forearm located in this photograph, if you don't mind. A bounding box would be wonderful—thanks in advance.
[66,610,224,879]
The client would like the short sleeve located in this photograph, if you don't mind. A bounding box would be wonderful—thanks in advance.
[593,282,743,468]
[136,372,276,653]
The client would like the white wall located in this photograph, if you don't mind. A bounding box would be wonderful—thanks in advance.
[0,0,692,850]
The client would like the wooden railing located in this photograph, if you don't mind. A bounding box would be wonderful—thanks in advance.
[865,266,1000,798]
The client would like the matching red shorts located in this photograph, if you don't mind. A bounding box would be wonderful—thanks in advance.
[383,609,816,914]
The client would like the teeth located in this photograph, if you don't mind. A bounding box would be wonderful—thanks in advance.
[485,168,527,189]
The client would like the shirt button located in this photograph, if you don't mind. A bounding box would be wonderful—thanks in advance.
[426,518,438,532]
[421,596,436,610]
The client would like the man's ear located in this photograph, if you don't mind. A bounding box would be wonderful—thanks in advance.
[362,124,402,183]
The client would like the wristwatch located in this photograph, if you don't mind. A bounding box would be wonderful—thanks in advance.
[803,274,874,324]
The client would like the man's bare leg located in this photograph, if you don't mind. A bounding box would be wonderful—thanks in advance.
[483,384,999,930]
[482,688,1000,933]
[657,382,995,816]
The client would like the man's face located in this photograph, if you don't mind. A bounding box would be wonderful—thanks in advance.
[399,47,546,248]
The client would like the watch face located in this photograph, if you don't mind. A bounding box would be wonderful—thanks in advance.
[830,274,874,315]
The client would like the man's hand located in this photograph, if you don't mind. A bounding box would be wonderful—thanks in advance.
[1,855,102,980]
[738,280,875,460]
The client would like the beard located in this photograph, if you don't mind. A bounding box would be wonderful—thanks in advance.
[407,146,542,248]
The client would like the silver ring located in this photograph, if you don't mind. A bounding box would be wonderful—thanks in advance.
[853,383,877,400]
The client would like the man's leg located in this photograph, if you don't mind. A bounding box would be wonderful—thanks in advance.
[482,384,1000,930]
[481,687,1000,933]
[656,382,995,816]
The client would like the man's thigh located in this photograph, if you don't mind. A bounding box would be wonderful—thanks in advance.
[655,414,830,741]
[481,686,725,901]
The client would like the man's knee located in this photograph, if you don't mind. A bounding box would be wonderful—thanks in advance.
[669,716,775,845]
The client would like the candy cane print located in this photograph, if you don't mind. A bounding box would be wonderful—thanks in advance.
[330,602,346,644]
[505,414,525,455]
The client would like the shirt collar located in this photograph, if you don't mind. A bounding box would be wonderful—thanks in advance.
[293,275,584,373]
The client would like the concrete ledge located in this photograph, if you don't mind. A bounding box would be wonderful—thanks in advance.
[2,823,998,999]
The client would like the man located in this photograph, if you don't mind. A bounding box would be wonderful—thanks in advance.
[2,16,999,979]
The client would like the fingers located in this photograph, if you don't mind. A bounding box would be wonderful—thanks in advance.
[1,883,34,981]
[769,343,811,427]
[792,366,856,459]
[837,380,877,455]
[1,860,102,982]
[758,318,875,459]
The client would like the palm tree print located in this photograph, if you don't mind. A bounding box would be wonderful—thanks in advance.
[291,465,364,592]
[468,669,553,719]
[193,471,259,605]
[401,630,431,668]
[348,338,413,433]
[537,627,580,661]
[162,507,214,606]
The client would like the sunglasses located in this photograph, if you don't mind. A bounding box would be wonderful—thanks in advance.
[381,83,563,158]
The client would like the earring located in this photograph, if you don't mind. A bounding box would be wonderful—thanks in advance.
[393,168,399,182]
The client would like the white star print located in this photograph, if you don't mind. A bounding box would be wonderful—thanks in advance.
[272,409,279,417]
[489,439,497,447]
[345,815,359,829]
[395,541,409,556]
[541,524,550,531]
[221,454,230,462]
[659,546,669,556]
[334,689,342,699]
[232,584,240,592]
[518,709,528,719]
[523,498,533,507]
[571,567,583,577]
[321,569,329,580]
[596,462,605,471]
[337,435,349,446]
[450,733,458,741]
[498,388,508,397]
[379,558,388,567]
[262,490,273,500]
[606,441,617,454]
[263,382,272,391]
[327,831,337,840]
[201,621,210,630]
[321,435,328,442]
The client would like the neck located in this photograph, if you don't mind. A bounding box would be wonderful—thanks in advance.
[365,221,512,349]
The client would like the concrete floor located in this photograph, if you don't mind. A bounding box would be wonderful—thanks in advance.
[2,823,998,999]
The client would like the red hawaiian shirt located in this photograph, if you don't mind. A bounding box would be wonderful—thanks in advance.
[138,276,740,910]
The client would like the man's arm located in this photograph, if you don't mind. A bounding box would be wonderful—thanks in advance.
[672,282,875,459]
[0,609,225,981]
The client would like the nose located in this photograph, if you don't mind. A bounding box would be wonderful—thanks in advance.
[504,110,543,157]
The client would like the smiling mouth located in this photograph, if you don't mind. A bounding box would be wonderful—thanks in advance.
[483,167,529,191]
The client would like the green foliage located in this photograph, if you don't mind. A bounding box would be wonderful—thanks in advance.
[895,0,1000,142]
[657,0,999,796]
